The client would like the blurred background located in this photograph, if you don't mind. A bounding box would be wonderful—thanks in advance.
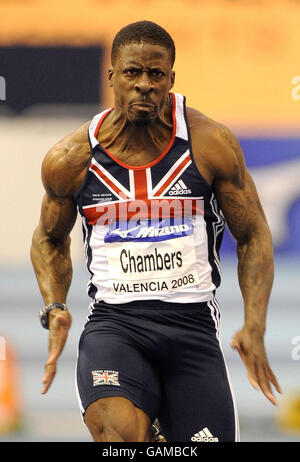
[0,0,300,442]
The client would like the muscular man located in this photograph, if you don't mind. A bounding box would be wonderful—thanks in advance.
[31,21,282,442]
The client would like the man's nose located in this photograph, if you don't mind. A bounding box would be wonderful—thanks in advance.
[134,72,154,94]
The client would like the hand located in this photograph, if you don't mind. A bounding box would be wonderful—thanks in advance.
[231,326,282,405]
[149,423,167,442]
[41,308,72,394]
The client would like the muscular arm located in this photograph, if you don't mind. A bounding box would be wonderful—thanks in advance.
[213,129,273,333]
[188,107,281,404]
[31,193,77,305]
[30,121,90,394]
[212,126,281,403]
[32,120,90,305]
[30,161,78,394]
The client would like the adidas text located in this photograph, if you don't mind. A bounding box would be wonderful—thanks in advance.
[169,179,191,195]
[169,189,192,195]
[191,435,219,442]
[191,427,219,442]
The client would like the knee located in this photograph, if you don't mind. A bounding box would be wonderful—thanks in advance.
[86,418,106,442]
[85,400,121,442]
[84,397,150,442]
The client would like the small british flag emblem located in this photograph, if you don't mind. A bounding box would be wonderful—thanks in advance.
[92,370,120,387]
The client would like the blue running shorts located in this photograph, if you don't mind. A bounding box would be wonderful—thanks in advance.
[75,298,239,442]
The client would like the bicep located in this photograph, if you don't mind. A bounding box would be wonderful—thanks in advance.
[214,167,268,244]
[39,193,77,242]
[210,126,270,243]
[39,140,79,242]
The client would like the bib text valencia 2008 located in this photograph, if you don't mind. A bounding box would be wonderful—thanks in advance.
[112,273,196,294]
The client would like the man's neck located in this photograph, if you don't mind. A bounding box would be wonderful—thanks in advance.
[97,100,173,165]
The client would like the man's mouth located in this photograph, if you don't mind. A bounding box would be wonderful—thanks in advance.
[128,101,157,123]
[130,101,154,109]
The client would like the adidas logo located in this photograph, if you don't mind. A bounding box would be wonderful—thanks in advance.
[191,427,219,442]
[168,179,191,195]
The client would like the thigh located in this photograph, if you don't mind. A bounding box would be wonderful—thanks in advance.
[76,327,161,435]
[157,306,239,442]
[158,367,238,442]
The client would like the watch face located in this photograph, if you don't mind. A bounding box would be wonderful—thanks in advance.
[39,309,49,329]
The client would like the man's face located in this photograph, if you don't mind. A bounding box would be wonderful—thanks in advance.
[109,42,175,125]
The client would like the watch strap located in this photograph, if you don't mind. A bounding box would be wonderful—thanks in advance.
[39,302,68,330]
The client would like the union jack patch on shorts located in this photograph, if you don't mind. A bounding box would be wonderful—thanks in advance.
[92,370,120,387]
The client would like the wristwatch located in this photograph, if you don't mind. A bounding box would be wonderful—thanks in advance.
[39,302,68,330]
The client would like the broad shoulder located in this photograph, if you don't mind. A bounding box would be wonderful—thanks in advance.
[186,106,245,182]
[186,106,229,143]
[42,120,91,197]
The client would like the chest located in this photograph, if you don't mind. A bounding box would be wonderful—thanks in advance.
[81,139,211,207]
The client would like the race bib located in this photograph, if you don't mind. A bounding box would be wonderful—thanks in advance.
[104,218,200,295]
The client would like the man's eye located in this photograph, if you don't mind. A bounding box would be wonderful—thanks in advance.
[125,69,139,76]
[151,70,164,77]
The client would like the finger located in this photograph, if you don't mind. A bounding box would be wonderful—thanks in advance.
[46,349,62,365]
[231,342,259,389]
[245,367,260,390]
[255,363,277,406]
[48,316,70,358]
[247,374,260,390]
[230,339,239,350]
[267,367,283,394]
[49,324,69,354]
[42,332,65,393]
[41,315,70,394]
[41,362,56,394]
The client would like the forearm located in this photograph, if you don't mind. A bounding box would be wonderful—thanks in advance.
[31,224,73,305]
[237,226,274,334]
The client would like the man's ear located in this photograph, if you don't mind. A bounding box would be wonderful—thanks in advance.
[108,68,114,87]
[170,70,175,90]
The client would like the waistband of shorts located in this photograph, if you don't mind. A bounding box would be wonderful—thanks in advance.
[91,298,213,312]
